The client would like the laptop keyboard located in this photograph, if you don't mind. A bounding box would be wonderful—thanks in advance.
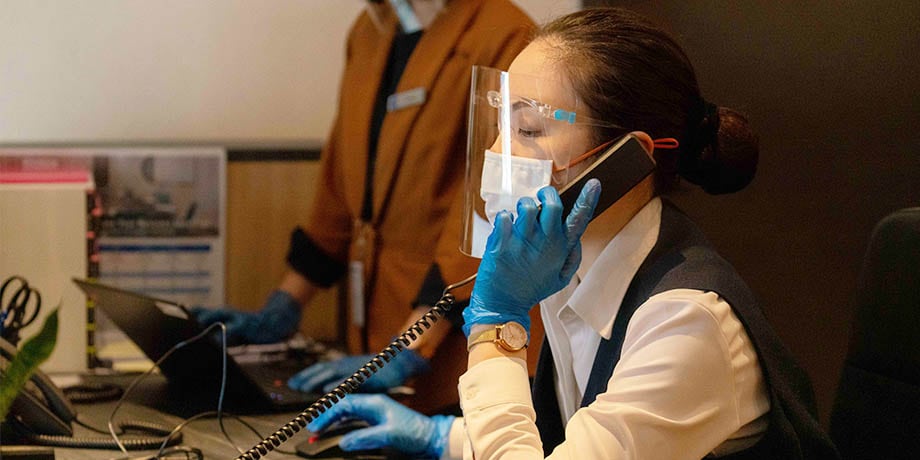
[239,358,319,407]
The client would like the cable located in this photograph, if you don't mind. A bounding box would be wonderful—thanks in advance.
[10,303,281,458]
[73,416,174,438]
[151,410,295,457]
[106,322,228,456]
[234,273,477,460]
[64,382,125,404]
[17,430,181,451]
[104,318,295,457]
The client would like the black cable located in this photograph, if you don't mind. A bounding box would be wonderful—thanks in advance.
[106,323,228,456]
[6,322,229,455]
[11,421,182,451]
[153,410,296,457]
[73,416,174,438]
[64,382,124,404]
[7,297,271,458]
[116,319,297,457]
[102,319,296,457]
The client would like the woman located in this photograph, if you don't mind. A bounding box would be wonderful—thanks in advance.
[307,8,838,459]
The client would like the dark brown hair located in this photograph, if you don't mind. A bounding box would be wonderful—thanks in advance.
[537,7,758,194]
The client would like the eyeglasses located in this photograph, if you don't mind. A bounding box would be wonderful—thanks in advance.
[486,90,624,129]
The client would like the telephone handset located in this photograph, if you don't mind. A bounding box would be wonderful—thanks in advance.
[0,336,76,437]
[0,337,182,450]
[558,133,656,222]
[236,276,476,460]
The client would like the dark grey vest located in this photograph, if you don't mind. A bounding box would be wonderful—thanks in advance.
[532,201,838,459]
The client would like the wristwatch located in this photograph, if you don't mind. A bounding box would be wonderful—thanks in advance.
[467,321,528,352]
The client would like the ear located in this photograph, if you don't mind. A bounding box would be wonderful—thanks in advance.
[628,131,655,157]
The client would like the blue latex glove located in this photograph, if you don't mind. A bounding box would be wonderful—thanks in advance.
[288,348,429,393]
[306,394,453,459]
[463,180,601,336]
[190,290,302,345]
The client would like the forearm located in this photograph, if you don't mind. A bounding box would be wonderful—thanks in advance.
[467,324,527,366]
[459,356,542,460]
[277,269,318,307]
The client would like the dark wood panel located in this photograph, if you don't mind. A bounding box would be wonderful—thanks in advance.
[585,0,920,424]
[226,159,340,342]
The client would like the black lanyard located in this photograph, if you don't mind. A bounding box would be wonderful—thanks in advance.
[361,30,423,222]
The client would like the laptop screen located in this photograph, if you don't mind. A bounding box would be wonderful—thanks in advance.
[73,278,206,367]
[72,278,320,412]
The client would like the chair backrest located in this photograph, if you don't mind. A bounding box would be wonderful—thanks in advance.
[829,207,920,459]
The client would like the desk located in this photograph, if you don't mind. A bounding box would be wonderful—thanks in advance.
[54,373,310,459]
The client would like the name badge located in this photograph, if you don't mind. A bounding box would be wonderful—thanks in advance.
[386,87,426,112]
[348,261,365,328]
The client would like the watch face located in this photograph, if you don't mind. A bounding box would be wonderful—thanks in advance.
[499,322,528,350]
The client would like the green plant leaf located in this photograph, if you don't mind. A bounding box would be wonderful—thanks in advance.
[0,308,59,419]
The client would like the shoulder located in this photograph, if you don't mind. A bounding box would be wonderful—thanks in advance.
[473,0,533,25]
[625,289,758,385]
[462,0,534,39]
[342,10,378,54]
[641,289,743,339]
[640,202,753,305]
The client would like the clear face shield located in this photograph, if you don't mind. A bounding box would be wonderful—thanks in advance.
[461,66,625,257]
[366,0,446,34]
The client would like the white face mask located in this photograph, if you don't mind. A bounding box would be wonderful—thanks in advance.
[479,149,553,224]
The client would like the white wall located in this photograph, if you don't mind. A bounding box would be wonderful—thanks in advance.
[0,0,579,145]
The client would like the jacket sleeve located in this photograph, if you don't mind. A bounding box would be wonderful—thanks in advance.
[286,114,351,288]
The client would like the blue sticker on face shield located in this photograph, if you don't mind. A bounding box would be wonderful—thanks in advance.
[551,109,576,124]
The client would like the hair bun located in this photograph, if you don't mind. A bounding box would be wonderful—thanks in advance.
[679,105,759,194]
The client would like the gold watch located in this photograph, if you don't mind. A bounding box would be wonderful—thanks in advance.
[467,321,528,352]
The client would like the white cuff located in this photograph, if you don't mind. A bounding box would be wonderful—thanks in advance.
[459,356,530,409]
[444,417,466,459]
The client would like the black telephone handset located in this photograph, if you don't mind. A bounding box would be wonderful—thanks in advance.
[0,337,77,437]
[559,133,656,221]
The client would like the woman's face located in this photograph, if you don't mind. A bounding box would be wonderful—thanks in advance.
[489,39,597,185]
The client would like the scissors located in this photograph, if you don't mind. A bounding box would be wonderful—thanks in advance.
[0,275,42,345]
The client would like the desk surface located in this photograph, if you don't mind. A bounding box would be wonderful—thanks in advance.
[54,373,312,460]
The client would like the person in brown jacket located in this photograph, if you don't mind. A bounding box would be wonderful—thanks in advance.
[193,0,534,413]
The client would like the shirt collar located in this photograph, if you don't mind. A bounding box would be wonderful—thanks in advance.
[563,197,662,339]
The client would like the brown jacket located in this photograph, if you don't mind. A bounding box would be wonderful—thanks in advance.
[301,0,534,411]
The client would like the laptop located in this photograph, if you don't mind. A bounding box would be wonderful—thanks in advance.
[72,278,321,412]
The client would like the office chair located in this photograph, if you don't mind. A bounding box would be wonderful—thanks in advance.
[829,207,920,459]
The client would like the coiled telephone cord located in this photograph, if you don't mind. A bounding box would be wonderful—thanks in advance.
[236,274,476,460]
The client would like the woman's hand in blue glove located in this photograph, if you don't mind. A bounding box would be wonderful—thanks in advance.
[307,394,453,459]
[190,290,302,345]
[287,348,429,393]
[464,180,601,335]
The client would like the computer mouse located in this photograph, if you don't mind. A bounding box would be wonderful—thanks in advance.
[295,418,410,459]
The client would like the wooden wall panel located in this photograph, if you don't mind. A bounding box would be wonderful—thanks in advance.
[225,160,340,341]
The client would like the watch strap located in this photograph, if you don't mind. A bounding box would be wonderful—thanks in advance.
[467,322,528,352]
[467,326,499,351]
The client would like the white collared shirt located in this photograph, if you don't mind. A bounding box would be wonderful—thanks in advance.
[446,198,770,460]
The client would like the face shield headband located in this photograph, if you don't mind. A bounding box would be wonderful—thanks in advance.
[460,66,626,258]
